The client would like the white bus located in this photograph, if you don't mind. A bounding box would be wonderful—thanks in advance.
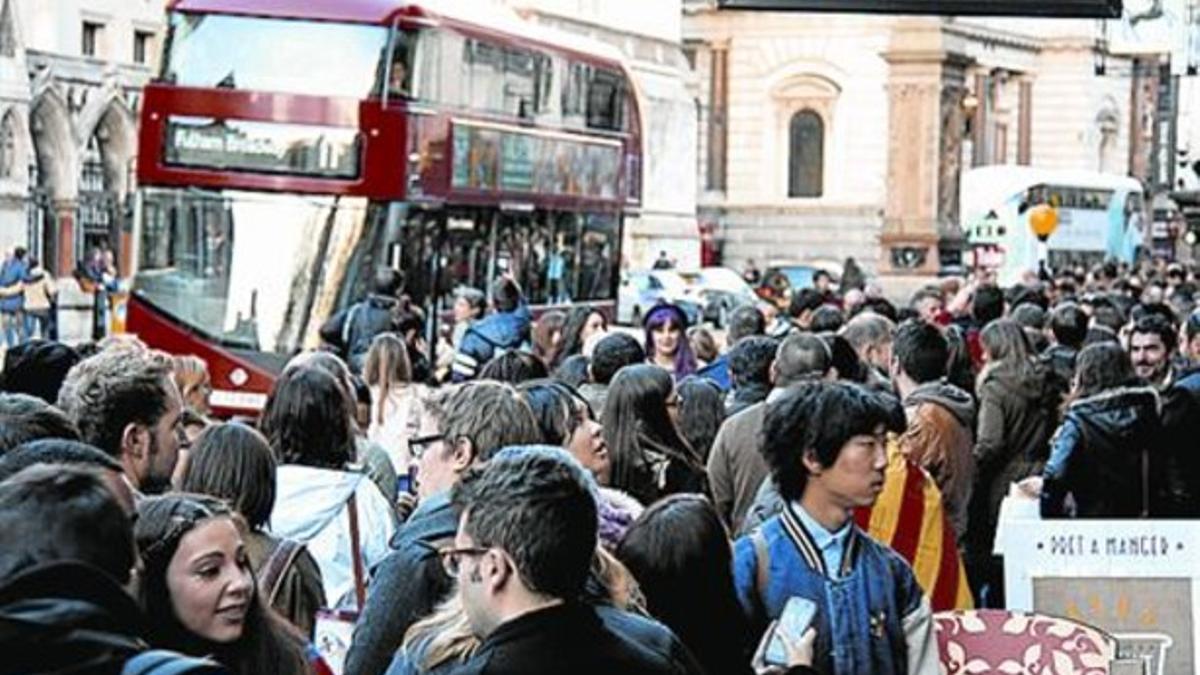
[961,167,1147,285]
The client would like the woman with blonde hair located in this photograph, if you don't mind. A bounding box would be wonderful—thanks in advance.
[364,332,428,475]
[173,354,212,416]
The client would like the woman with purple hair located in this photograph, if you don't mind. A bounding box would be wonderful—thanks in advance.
[643,303,698,380]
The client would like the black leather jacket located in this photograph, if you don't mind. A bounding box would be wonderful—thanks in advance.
[1041,387,1162,518]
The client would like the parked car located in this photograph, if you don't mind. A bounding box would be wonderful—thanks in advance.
[679,267,759,327]
[756,262,841,309]
[617,270,704,326]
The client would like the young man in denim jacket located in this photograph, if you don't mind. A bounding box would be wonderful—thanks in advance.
[732,381,937,675]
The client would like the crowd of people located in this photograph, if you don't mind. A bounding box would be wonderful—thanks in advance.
[2,255,1200,675]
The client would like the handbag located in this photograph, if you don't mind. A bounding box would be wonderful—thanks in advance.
[313,492,368,675]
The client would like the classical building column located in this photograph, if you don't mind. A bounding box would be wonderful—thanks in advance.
[50,198,76,276]
[880,19,972,277]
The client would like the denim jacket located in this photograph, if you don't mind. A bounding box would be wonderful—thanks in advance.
[733,503,937,675]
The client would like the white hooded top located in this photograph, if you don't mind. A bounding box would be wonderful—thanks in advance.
[271,465,397,609]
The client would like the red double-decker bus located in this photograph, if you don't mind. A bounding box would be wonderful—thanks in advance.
[128,0,642,414]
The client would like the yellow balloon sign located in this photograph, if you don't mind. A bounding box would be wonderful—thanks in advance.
[1029,204,1059,242]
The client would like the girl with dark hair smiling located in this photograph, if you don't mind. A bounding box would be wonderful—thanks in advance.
[555,306,608,369]
[134,493,325,674]
[643,303,698,379]
[181,422,326,638]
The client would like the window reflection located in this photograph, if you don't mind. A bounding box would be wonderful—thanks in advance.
[165,13,389,99]
[373,209,619,311]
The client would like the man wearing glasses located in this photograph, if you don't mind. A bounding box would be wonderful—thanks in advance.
[345,382,541,675]
[435,446,695,673]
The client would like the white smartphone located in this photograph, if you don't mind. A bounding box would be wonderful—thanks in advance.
[765,596,819,667]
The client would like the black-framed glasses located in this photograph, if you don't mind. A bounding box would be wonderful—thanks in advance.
[438,545,489,578]
[408,434,445,459]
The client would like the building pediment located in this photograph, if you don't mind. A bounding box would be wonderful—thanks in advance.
[771,73,841,102]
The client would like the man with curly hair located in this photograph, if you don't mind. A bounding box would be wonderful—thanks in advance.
[56,346,183,496]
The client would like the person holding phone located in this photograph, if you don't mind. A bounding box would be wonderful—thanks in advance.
[752,620,817,675]
[732,382,937,675]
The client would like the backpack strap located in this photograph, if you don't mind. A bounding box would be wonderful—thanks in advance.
[342,303,362,352]
[260,538,305,606]
[751,529,771,621]
[122,650,225,675]
[346,491,367,610]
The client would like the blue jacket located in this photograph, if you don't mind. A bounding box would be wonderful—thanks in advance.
[697,354,732,392]
[344,493,458,675]
[318,294,404,373]
[733,504,936,675]
[452,305,532,382]
[1176,368,1200,395]
[0,257,27,313]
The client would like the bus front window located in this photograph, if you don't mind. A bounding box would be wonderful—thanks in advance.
[136,188,368,356]
[164,12,397,99]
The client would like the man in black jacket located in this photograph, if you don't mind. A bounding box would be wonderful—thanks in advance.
[0,464,222,673]
[440,447,700,674]
[344,382,541,675]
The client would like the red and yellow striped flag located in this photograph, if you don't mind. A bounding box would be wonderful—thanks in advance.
[854,439,974,611]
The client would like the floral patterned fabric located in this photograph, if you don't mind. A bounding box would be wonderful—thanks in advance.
[935,609,1117,675]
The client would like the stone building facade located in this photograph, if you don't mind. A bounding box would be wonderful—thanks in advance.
[683,4,1166,285]
[0,0,162,277]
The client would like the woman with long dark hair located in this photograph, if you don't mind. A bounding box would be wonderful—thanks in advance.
[616,494,752,675]
[1041,342,1161,518]
[531,310,567,368]
[517,379,611,484]
[675,376,725,465]
[134,493,321,674]
[259,367,397,610]
[643,304,697,379]
[603,364,705,505]
[181,422,326,638]
[969,318,1056,606]
[555,306,608,368]
[518,379,647,550]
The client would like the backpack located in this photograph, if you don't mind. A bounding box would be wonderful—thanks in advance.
[122,650,227,675]
[259,537,306,606]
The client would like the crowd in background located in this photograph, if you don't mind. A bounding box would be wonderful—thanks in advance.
[2,254,1200,674]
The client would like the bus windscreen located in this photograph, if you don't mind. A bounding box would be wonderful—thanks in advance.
[163,12,390,100]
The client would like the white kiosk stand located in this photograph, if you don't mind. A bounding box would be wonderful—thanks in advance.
[996,496,1200,675]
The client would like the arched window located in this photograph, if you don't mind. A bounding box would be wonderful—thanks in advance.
[788,110,823,198]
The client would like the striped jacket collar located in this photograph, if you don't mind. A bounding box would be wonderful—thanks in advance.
[781,502,861,579]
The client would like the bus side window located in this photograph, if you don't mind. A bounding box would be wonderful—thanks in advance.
[578,213,617,300]
[463,38,505,113]
[563,62,588,127]
[586,68,624,131]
